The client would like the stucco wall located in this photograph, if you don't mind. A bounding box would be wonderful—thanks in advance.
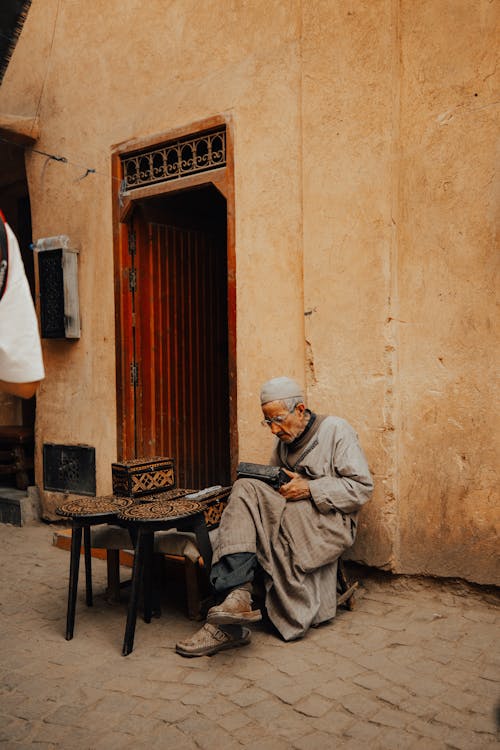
[0,0,497,582]
[396,1,499,582]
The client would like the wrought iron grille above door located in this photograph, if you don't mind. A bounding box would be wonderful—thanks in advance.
[120,127,226,193]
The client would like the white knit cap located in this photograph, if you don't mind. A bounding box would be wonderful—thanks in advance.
[260,377,304,406]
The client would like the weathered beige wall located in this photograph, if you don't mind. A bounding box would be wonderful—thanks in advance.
[396,1,499,582]
[301,0,499,583]
[0,0,497,582]
[301,0,398,570]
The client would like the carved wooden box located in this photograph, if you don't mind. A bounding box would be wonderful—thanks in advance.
[194,486,231,530]
[111,456,175,498]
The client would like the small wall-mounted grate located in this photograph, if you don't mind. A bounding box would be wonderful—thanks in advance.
[43,444,96,495]
[36,244,81,339]
[120,126,226,193]
[38,249,65,337]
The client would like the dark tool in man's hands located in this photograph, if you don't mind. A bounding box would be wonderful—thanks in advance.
[236,462,291,490]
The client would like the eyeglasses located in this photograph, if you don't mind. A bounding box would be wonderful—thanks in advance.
[261,405,297,427]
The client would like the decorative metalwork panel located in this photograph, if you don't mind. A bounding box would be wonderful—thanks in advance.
[55,495,134,518]
[120,128,226,192]
[43,444,96,495]
[118,498,204,522]
[38,249,65,338]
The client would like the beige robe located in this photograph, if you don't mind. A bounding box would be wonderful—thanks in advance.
[213,415,373,641]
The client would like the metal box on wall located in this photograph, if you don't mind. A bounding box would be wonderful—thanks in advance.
[34,236,80,339]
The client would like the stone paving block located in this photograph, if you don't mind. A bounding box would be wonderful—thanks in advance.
[397,695,438,719]
[180,685,216,705]
[406,675,448,699]
[314,678,361,701]
[433,706,480,730]
[408,717,463,742]
[478,663,500,682]
[440,687,485,712]
[243,697,289,724]
[272,655,316,677]
[1,670,31,692]
[328,654,368,679]
[467,710,499,735]
[385,643,426,666]
[409,736,448,749]
[182,723,243,750]
[12,696,57,723]
[252,669,292,693]
[234,656,279,680]
[376,684,412,708]
[231,686,269,707]
[353,671,391,691]
[466,694,498,718]
[443,727,499,750]
[111,713,166,737]
[310,709,356,736]
[0,717,33,743]
[209,674,249,695]
[293,694,332,718]
[0,690,32,713]
[31,722,99,750]
[151,699,192,723]
[439,667,478,688]
[263,681,313,705]
[196,696,237,719]
[344,717,383,742]
[260,708,314,742]
[242,736,291,750]
[90,730,139,750]
[338,691,382,718]
[146,724,199,750]
[176,710,212,735]
[369,705,412,729]
[376,727,419,749]
[152,680,193,700]
[88,690,141,717]
[217,708,253,731]
[291,730,338,749]
[469,677,500,699]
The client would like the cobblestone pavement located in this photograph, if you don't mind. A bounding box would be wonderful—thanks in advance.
[0,522,498,750]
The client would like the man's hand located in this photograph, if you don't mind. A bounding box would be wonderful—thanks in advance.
[279,469,311,501]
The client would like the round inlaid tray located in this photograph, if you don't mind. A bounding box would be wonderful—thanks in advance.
[138,488,195,503]
[117,498,204,522]
[55,495,135,518]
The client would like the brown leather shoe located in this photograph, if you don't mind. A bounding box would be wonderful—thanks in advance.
[175,623,251,657]
[206,587,262,625]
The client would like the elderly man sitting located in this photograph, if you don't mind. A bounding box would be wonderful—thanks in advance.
[176,376,373,657]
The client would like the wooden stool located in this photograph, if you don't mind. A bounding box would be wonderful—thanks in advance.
[0,426,34,489]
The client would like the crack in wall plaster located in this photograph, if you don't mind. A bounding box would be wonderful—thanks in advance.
[305,338,317,388]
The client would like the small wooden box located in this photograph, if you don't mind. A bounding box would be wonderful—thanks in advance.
[111,457,175,498]
[195,486,231,530]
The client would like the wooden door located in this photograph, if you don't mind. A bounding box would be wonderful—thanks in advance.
[124,197,230,488]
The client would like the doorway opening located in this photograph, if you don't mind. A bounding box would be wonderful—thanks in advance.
[0,139,36,489]
[114,120,236,489]
[129,186,230,487]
